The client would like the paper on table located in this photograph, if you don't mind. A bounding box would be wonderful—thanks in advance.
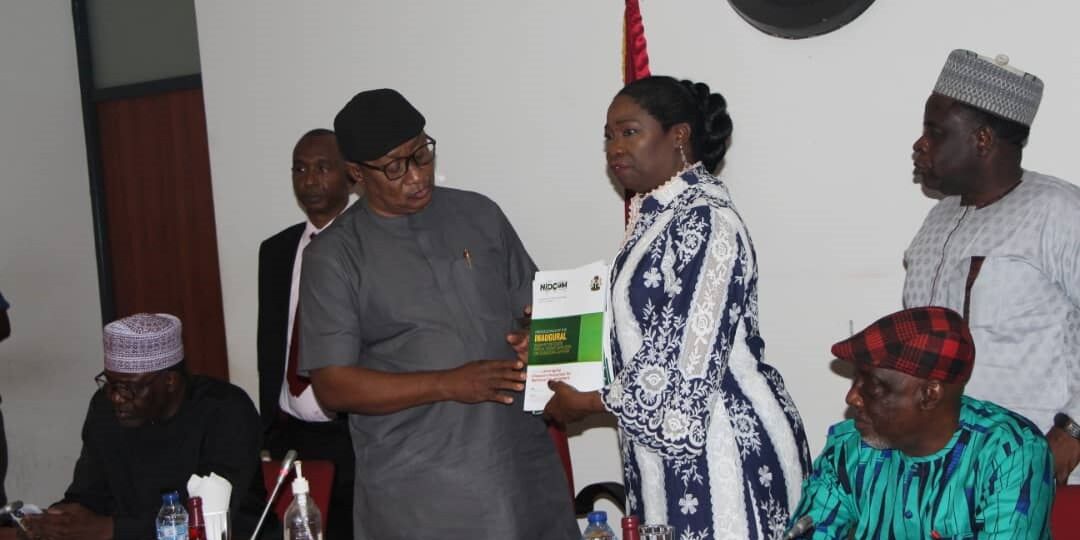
[522,261,608,412]
[16,504,42,515]
[187,472,232,513]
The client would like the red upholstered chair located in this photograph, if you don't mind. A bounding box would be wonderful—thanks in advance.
[261,459,334,530]
[548,423,576,501]
[547,423,625,516]
[1052,484,1080,536]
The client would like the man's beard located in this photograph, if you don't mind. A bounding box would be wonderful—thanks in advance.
[858,431,890,450]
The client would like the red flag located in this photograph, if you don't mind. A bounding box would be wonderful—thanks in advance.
[623,0,651,84]
[622,0,652,220]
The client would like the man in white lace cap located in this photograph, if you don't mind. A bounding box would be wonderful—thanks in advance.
[905,49,1080,485]
[24,313,276,539]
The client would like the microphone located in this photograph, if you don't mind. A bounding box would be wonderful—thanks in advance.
[250,450,298,540]
[275,450,299,486]
[0,501,29,534]
[783,515,814,539]
[0,500,23,516]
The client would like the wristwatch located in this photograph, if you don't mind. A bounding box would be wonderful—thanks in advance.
[1054,413,1080,440]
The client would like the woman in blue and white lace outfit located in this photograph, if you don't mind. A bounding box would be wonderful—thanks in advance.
[545,76,810,540]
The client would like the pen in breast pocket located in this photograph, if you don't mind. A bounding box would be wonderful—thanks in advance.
[463,249,473,269]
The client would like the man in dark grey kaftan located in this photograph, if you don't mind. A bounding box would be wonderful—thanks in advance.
[299,89,577,539]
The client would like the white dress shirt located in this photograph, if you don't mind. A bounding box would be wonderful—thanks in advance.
[279,218,337,422]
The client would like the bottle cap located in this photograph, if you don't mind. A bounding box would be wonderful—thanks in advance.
[162,491,180,504]
[587,510,607,524]
[291,460,310,495]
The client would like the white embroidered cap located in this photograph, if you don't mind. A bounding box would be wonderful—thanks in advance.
[103,313,184,373]
[933,49,1044,127]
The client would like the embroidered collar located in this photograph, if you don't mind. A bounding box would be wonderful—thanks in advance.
[622,162,718,246]
[639,162,706,208]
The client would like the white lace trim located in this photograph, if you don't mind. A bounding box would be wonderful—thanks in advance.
[680,204,735,381]
[706,390,749,539]
[727,328,805,516]
[634,444,669,526]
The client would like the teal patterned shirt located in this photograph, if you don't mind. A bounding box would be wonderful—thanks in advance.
[791,396,1054,539]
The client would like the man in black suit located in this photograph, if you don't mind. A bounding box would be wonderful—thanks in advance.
[257,129,355,537]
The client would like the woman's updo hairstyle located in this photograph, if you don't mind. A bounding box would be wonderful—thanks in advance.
[617,76,733,174]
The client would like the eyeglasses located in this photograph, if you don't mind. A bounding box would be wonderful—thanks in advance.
[358,137,436,181]
[94,371,160,401]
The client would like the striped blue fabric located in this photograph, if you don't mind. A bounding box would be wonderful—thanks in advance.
[791,396,1054,539]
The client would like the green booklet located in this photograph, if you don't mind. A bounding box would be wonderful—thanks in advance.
[523,261,608,412]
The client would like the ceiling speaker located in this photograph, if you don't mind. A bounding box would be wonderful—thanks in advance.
[728,0,877,39]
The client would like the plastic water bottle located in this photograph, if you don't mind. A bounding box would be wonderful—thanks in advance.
[156,491,189,540]
[284,461,323,540]
[582,510,617,539]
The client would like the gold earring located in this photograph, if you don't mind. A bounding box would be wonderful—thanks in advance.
[678,145,689,170]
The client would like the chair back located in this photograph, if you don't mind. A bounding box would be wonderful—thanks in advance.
[548,423,575,496]
[547,421,626,516]
[1052,484,1080,536]
[261,459,335,530]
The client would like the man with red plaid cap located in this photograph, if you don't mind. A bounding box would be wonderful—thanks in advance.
[787,306,1054,539]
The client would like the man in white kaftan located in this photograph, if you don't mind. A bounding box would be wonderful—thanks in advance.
[905,49,1080,484]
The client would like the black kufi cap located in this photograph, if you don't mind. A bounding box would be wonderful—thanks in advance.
[333,89,426,162]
